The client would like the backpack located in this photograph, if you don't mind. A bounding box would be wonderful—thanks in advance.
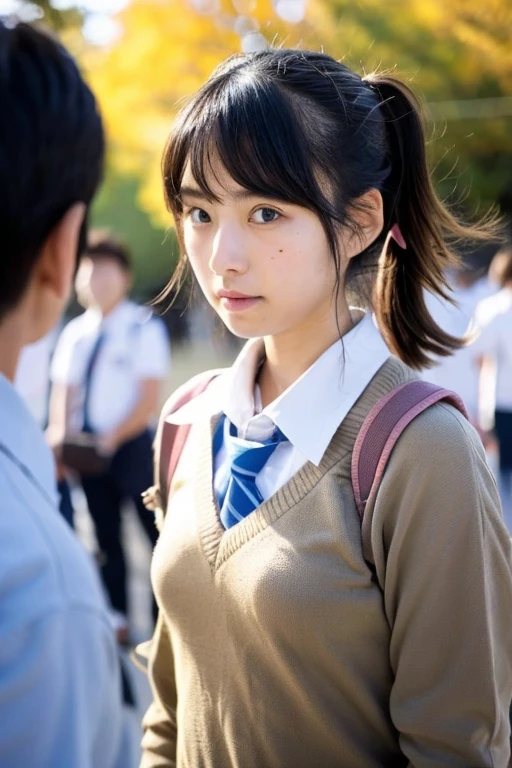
[144,372,468,525]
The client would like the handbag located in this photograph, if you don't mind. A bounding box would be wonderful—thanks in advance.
[61,432,111,476]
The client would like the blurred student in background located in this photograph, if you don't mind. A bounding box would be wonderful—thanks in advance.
[0,19,125,767]
[49,234,170,643]
[472,246,512,530]
[423,260,495,422]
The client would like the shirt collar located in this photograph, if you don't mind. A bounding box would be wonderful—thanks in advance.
[230,313,389,465]
[0,373,58,506]
[86,299,146,335]
[168,313,389,466]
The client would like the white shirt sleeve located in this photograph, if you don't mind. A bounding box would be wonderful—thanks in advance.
[0,609,124,768]
[50,322,85,387]
[134,317,171,381]
[470,303,500,360]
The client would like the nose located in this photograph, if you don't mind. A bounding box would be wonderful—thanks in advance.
[209,222,248,276]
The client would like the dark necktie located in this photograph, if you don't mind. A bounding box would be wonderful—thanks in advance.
[82,331,106,433]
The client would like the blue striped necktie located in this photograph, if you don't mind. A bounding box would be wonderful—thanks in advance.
[219,420,289,529]
[82,331,106,433]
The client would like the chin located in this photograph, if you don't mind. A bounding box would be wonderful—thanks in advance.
[221,317,277,340]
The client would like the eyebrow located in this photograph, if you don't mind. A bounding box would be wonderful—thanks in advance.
[180,185,268,203]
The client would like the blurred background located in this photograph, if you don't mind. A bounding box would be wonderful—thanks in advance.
[2,1,511,760]
[1,0,511,322]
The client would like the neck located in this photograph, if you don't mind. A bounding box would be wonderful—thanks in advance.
[258,303,354,407]
[0,313,26,382]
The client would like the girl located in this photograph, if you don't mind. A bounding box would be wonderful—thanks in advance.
[140,50,512,767]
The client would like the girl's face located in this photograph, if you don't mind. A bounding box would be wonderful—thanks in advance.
[180,159,347,343]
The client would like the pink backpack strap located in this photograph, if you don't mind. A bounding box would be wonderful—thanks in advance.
[351,380,469,520]
[159,371,219,512]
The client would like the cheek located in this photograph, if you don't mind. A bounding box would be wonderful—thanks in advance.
[272,240,335,295]
[184,230,210,277]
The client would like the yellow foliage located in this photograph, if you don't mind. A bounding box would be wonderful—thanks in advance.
[86,0,323,226]
[85,0,512,227]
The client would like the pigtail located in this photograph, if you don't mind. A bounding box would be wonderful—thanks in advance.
[364,73,499,370]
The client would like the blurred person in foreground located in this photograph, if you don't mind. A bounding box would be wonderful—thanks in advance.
[472,245,512,530]
[0,19,125,768]
[14,328,76,527]
[49,234,170,643]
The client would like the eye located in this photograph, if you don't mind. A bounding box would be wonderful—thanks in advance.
[188,207,211,224]
[252,207,280,224]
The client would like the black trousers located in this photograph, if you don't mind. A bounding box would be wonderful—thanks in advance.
[495,409,512,471]
[81,429,158,621]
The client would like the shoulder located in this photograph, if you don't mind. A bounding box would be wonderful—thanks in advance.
[0,463,109,634]
[137,311,169,341]
[475,290,511,327]
[376,399,494,523]
[125,301,159,328]
[55,312,92,349]
[393,400,483,469]
[364,399,503,569]
[129,305,168,345]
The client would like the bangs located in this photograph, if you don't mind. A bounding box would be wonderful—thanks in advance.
[165,70,334,217]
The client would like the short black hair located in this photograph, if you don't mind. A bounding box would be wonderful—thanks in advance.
[83,232,132,272]
[0,20,104,319]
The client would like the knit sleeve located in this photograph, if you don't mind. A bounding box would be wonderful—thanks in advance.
[140,613,178,768]
[366,403,512,767]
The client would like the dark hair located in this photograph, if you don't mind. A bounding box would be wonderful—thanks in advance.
[83,231,132,272]
[490,246,512,288]
[162,49,497,369]
[0,20,104,319]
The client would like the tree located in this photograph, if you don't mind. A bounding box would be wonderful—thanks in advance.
[84,0,331,227]
[84,0,511,231]
[320,0,512,209]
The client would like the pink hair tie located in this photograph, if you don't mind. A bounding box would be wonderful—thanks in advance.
[390,223,407,249]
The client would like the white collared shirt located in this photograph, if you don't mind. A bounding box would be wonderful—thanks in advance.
[472,287,512,411]
[169,313,390,502]
[422,278,496,419]
[14,329,58,427]
[51,299,170,433]
[0,373,125,766]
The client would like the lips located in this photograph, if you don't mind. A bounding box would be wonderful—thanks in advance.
[216,289,261,312]
[216,290,257,300]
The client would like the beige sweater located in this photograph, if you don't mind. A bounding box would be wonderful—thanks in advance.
[140,358,512,768]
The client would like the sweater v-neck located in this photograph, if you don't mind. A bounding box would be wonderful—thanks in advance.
[194,356,412,571]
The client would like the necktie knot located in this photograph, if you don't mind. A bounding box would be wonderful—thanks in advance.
[219,418,288,529]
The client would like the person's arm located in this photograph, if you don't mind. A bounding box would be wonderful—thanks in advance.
[365,403,512,767]
[99,318,170,455]
[139,612,178,767]
[46,382,81,478]
[47,381,81,439]
[98,378,161,455]
[47,321,84,447]
[0,609,124,768]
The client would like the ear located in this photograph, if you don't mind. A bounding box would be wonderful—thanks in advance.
[343,189,384,260]
[36,202,86,302]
